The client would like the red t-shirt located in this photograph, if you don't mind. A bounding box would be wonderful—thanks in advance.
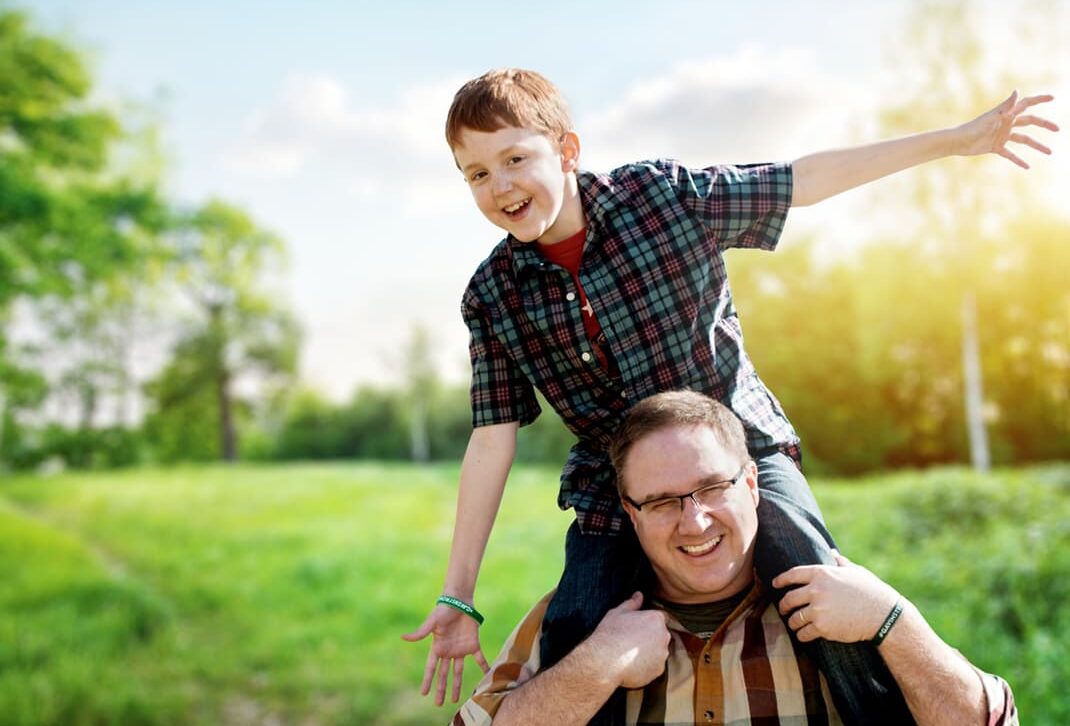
[537,228,618,375]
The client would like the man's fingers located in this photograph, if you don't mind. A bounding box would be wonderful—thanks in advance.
[795,623,819,643]
[1010,133,1052,155]
[1013,114,1060,132]
[475,649,491,675]
[771,565,818,590]
[614,591,644,612]
[777,586,809,616]
[451,658,465,703]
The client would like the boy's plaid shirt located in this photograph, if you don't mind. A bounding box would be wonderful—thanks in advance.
[462,159,800,534]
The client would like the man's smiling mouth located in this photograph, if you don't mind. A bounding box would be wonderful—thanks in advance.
[679,535,723,556]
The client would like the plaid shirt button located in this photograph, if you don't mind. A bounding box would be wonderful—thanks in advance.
[581,351,592,362]
[566,292,576,301]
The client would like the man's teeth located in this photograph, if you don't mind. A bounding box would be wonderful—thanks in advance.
[504,199,530,213]
[681,536,722,555]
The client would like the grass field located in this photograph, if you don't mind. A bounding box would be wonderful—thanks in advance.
[1,462,1068,725]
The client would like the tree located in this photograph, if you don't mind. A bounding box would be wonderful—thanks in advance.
[876,0,1060,470]
[0,10,163,466]
[146,200,299,462]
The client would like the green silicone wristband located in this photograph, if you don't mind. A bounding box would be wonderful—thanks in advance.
[872,598,904,646]
[437,595,485,625]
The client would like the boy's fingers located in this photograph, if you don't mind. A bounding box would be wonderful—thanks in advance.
[401,620,433,642]
[475,649,491,674]
[1010,133,1052,155]
[420,650,437,696]
[998,147,1029,169]
[435,657,449,706]
[1013,114,1059,132]
[452,658,464,702]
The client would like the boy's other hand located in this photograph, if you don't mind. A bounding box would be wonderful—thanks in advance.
[956,90,1059,168]
[402,603,490,706]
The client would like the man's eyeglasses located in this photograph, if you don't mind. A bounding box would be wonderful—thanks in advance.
[623,465,749,524]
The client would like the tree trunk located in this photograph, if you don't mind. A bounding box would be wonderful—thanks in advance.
[410,396,430,463]
[210,304,237,462]
[962,293,990,472]
[217,367,237,462]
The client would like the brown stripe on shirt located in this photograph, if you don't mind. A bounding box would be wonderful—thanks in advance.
[741,608,779,720]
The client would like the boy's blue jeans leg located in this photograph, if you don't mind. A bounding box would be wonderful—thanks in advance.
[755,450,915,726]
[539,519,643,726]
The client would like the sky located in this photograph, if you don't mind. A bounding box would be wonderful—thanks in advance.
[24,0,1070,400]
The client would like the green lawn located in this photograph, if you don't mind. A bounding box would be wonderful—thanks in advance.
[1,463,1067,725]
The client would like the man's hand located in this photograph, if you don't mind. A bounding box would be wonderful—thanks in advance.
[772,552,900,644]
[584,592,671,689]
[402,602,490,705]
[955,91,1058,168]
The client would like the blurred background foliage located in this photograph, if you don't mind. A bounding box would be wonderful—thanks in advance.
[1,1,1068,724]
[1,3,1066,477]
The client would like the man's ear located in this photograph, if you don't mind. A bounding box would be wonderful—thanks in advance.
[622,495,641,530]
[559,130,581,172]
[744,460,760,506]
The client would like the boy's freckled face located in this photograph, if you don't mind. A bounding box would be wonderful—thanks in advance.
[453,126,581,245]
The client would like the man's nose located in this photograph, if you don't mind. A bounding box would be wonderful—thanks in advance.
[677,496,713,534]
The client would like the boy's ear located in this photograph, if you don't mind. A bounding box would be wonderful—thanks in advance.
[559,130,581,172]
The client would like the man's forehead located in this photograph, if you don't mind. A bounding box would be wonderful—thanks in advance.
[624,425,739,493]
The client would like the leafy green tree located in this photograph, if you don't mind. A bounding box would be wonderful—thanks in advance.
[145,200,299,462]
[0,10,164,466]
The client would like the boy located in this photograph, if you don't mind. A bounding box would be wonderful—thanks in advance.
[403,68,1055,724]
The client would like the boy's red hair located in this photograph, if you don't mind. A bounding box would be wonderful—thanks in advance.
[445,68,573,150]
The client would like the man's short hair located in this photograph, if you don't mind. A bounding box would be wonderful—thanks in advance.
[445,68,573,150]
[610,390,750,496]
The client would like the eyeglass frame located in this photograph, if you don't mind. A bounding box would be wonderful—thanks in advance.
[622,464,751,518]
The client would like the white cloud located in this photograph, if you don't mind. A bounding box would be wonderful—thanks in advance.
[219,72,465,185]
[580,45,875,170]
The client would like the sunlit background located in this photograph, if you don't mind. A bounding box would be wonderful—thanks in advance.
[2,1,1068,724]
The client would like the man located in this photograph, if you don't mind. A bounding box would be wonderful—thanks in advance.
[452,391,1016,725]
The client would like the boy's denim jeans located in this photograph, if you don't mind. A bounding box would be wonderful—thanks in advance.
[538,450,916,726]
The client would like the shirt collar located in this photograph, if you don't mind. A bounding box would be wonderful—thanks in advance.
[657,580,766,642]
[507,168,619,277]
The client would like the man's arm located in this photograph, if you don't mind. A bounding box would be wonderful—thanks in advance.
[791,91,1057,207]
[467,592,671,726]
[773,554,1008,726]
[402,422,518,704]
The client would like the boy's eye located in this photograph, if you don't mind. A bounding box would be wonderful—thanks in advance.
[508,156,524,165]
[469,171,487,183]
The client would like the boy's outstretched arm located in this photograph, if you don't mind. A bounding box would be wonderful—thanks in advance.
[402,421,518,705]
[791,91,1058,207]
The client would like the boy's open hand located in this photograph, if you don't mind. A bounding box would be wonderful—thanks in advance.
[402,603,490,706]
[957,91,1059,168]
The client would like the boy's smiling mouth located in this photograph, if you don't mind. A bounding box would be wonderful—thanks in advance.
[503,198,532,217]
